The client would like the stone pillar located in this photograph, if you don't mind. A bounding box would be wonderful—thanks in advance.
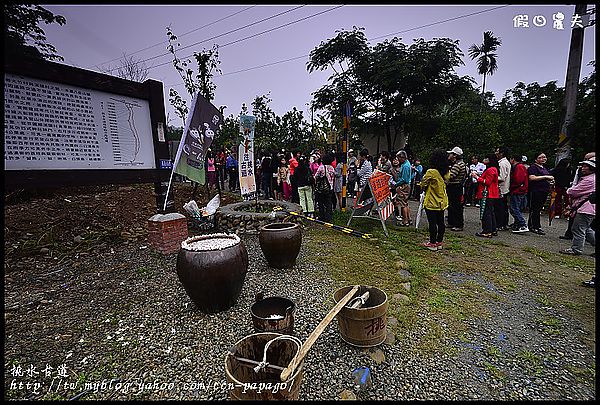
[147,213,188,255]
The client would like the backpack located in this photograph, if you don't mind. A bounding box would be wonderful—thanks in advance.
[348,161,357,181]
[314,170,331,195]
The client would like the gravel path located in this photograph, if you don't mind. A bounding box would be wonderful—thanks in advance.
[4,221,595,400]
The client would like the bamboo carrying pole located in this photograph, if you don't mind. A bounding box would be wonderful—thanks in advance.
[280,285,360,381]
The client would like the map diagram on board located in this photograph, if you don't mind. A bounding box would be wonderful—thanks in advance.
[107,97,144,165]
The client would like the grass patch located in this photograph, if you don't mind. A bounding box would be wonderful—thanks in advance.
[486,345,502,359]
[536,294,551,307]
[563,301,584,311]
[483,361,506,379]
[565,365,596,383]
[522,246,551,261]
[538,315,561,335]
[136,266,154,278]
[508,257,527,267]
[515,349,543,374]
[304,207,595,360]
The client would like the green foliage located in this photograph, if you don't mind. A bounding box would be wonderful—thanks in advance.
[165,25,221,127]
[495,81,564,162]
[308,27,470,152]
[572,61,596,159]
[279,107,312,151]
[165,125,183,142]
[251,93,281,152]
[4,4,66,61]
[216,114,240,151]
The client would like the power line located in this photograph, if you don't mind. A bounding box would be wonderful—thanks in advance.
[165,4,509,87]
[219,5,343,49]
[92,5,257,70]
[368,5,510,42]
[136,5,306,69]
[148,5,342,71]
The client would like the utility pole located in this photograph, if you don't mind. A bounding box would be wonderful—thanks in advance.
[555,4,594,166]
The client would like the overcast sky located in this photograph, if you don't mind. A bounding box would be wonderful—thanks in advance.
[40,4,596,127]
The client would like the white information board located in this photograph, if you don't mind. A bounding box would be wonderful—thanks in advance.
[4,73,156,170]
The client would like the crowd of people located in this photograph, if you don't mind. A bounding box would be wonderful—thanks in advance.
[417,146,596,287]
[205,144,596,287]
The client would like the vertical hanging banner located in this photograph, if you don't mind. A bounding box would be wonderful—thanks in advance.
[173,93,222,185]
[238,115,257,199]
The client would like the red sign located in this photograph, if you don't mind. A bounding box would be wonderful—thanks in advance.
[368,171,392,205]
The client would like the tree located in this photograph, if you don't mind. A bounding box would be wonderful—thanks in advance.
[279,107,311,151]
[468,31,502,108]
[99,53,149,82]
[251,93,279,153]
[166,25,221,125]
[308,28,467,152]
[4,4,66,61]
[572,62,596,161]
[495,81,564,163]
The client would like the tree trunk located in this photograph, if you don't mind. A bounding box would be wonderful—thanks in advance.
[480,72,487,110]
[385,116,392,153]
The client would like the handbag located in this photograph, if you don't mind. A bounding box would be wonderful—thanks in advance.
[314,169,331,195]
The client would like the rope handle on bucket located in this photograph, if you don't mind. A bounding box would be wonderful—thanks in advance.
[254,335,303,374]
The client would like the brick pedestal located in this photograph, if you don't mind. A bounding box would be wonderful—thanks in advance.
[147,213,188,255]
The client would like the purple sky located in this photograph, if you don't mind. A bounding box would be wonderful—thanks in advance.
[41,4,595,127]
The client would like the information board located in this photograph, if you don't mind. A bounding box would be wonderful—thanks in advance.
[4,56,169,190]
[4,73,155,170]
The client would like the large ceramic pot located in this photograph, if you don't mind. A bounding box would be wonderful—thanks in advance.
[258,222,302,268]
[176,233,248,313]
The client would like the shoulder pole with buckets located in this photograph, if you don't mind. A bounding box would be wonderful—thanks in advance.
[270,206,372,239]
[280,284,360,381]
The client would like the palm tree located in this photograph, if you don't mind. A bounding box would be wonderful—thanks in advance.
[468,31,502,108]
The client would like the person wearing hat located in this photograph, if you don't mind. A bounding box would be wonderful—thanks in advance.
[560,156,595,257]
[446,146,466,231]
[560,152,596,240]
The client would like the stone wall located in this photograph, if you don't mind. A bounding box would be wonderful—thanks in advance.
[215,200,303,235]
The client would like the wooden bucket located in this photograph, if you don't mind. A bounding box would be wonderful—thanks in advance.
[251,293,296,335]
[225,332,303,400]
[333,285,388,347]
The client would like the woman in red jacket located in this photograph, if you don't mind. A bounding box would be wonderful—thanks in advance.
[470,153,500,237]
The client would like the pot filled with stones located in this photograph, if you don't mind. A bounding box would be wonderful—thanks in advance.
[176,233,248,314]
[258,222,302,268]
